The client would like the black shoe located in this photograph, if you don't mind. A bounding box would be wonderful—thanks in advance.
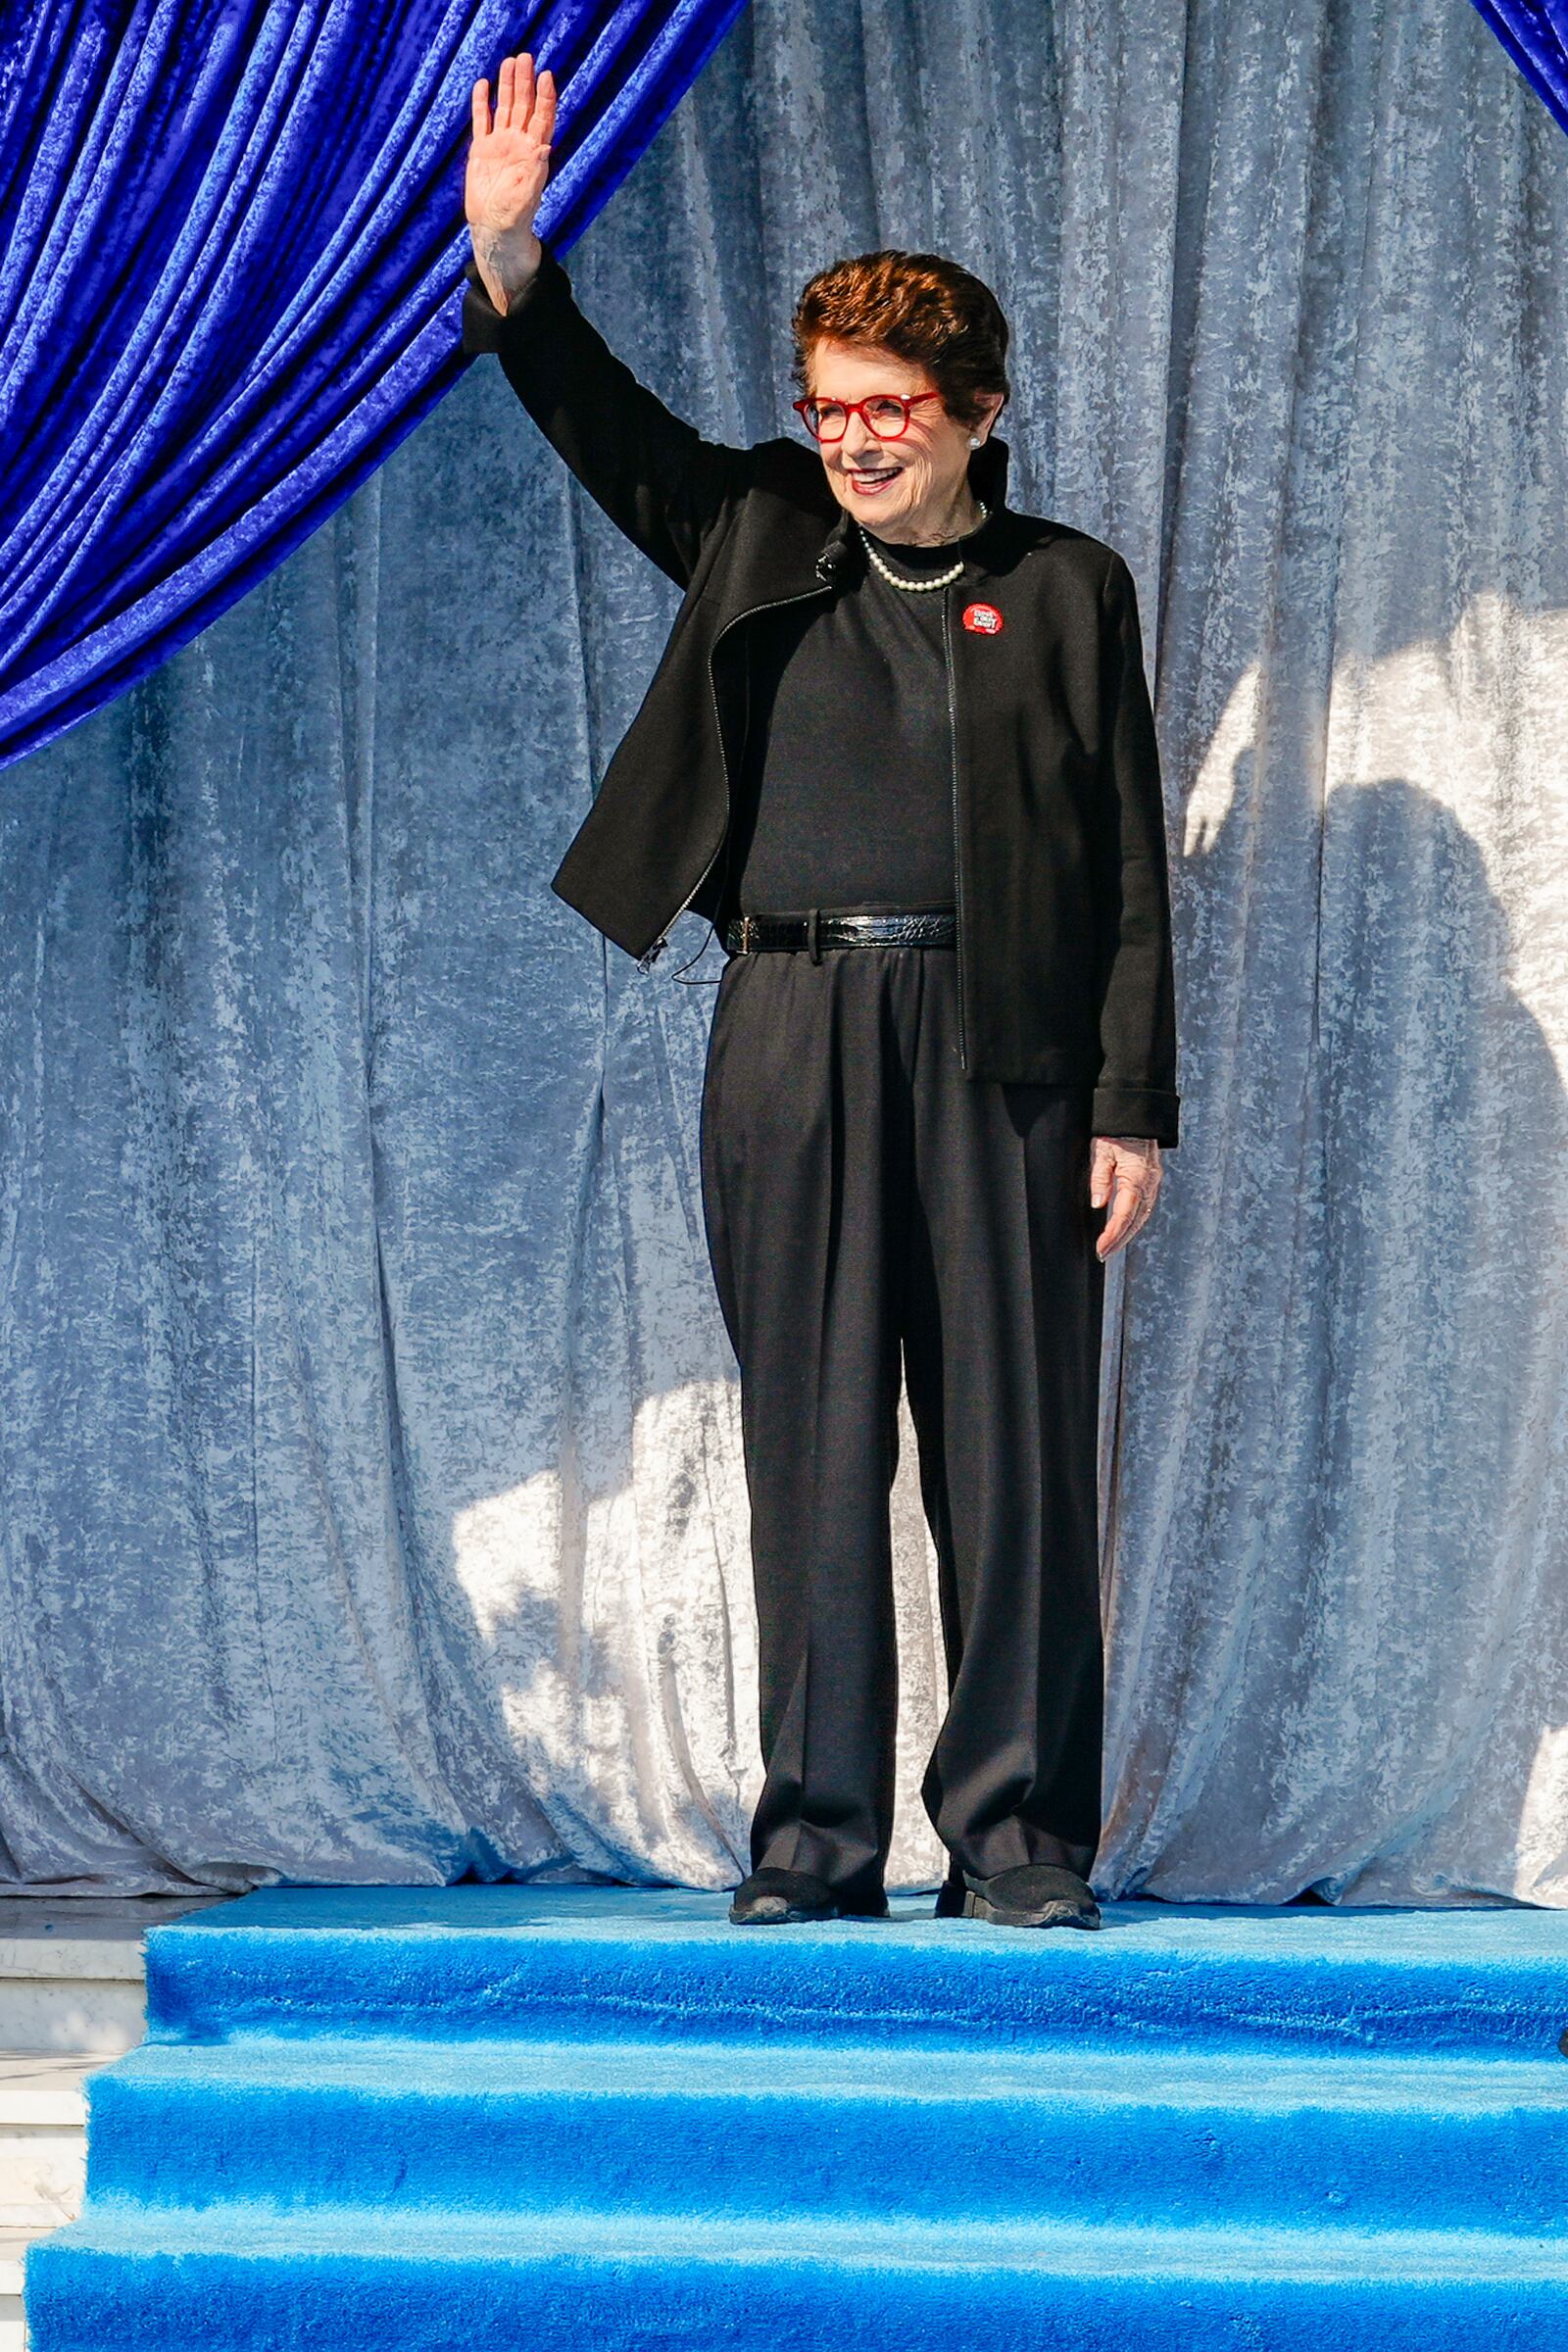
[728,1867,889,1926]
[935,1862,1101,1930]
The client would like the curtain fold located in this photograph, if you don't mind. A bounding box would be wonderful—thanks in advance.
[0,0,752,770]
[2,0,1566,1903]
[1470,0,1568,134]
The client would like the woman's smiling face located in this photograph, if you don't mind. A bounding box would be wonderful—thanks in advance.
[807,336,999,541]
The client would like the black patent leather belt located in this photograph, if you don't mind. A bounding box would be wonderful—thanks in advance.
[724,908,956,958]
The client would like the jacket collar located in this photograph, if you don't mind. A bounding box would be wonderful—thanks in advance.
[812,432,1013,586]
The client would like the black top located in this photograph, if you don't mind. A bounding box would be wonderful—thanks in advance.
[719,520,981,919]
[462,241,1180,1139]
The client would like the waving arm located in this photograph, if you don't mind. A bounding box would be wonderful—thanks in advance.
[463,52,745,586]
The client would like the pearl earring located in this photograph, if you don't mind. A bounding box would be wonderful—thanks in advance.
[968,435,980,448]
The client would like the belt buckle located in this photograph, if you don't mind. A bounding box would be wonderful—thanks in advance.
[739,913,759,954]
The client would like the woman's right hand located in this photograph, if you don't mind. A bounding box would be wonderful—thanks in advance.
[466,51,558,315]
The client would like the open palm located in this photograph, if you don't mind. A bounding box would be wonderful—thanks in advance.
[466,51,557,245]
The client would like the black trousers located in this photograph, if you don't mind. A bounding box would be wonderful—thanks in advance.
[698,936,1106,1911]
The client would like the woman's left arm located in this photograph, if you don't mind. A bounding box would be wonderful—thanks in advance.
[1090,553,1180,1253]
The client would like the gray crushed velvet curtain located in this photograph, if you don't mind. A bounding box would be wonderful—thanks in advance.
[4,0,1566,1903]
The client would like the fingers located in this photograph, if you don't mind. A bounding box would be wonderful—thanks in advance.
[1096,1172,1140,1258]
[1097,1174,1152,1257]
[477,52,554,144]
[1090,1139,1162,1259]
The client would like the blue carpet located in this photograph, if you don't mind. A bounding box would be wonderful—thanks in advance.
[25,1886,1568,2347]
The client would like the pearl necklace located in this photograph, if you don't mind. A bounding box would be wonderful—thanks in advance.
[858,501,989,592]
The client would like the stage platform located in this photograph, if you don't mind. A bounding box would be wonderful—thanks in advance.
[24,1886,1568,2347]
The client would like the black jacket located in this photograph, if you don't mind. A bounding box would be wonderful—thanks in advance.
[461,243,1180,1145]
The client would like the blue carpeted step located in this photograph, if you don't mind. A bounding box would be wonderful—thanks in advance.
[80,2035,1568,2235]
[24,2200,1567,2351]
[29,1890,1568,2347]
[143,1887,1568,2057]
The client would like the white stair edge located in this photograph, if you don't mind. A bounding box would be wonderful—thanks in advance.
[0,2057,97,2128]
[0,1896,234,2058]
[0,1897,231,1984]
[3,2216,74,2350]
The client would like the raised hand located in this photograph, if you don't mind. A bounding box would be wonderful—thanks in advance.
[466,51,558,312]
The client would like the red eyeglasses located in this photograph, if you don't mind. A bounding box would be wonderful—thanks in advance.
[792,392,944,442]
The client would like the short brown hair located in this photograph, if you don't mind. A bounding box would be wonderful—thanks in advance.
[790,249,1010,433]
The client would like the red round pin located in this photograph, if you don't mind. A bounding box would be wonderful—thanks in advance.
[962,602,1004,634]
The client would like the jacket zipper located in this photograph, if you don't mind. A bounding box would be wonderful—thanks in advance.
[638,576,835,968]
[941,584,970,1067]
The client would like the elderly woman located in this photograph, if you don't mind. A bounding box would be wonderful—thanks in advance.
[463,55,1178,1933]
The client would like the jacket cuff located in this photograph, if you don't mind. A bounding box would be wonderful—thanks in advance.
[1092,1085,1180,1149]
[460,239,571,357]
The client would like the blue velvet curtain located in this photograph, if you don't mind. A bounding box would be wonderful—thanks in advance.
[1472,1,1568,133]
[0,0,750,770]
[4,0,1568,1905]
